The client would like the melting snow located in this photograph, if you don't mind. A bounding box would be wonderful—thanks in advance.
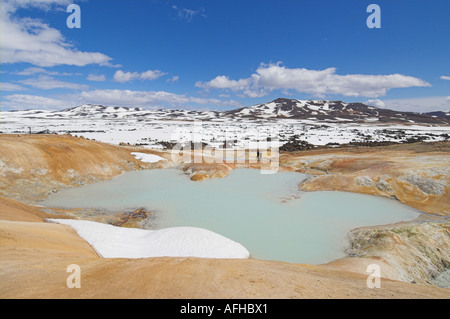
[131,152,166,163]
[48,218,250,259]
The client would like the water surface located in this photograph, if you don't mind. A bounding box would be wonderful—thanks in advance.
[43,168,421,264]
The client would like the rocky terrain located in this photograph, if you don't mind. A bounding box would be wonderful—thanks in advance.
[182,162,234,181]
[279,142,450,216]
[0,134,449,298]
[343,217,450,287]
[0,134,171,203]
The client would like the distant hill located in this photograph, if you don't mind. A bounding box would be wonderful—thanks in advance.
[224,98,450,124]
[4,98,450,125]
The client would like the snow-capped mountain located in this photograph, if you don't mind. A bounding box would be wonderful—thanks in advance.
[3,98,449,125]
[62,104,144,117]
[2,98,448,148]
[51,104,222,120]
[224,98,450,124]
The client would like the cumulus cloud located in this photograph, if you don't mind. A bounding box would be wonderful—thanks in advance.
[0,0,113,67]
[196,62,431,98]
[20,75,88,90]
[140,70,167,80]
[441,75,450,80]
[113,69,167,83]
[86,74,106,82]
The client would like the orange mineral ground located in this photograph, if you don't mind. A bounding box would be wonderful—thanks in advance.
[0,134,449,298]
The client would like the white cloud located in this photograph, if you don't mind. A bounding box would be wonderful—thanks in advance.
[113,69,167,83]
[20,75,88,90]
[364,99,385,108]
[14,67,54,75]
[196,62,431,98]
[197,75,252,90]
[196,75,267,98]
[5,0,72,11]
[113,70,136,83]
[14,67,74,76]
[76,89,242,108]
[1,89,240,110]
[1,93,72,110]
[86,74,106,82]
[440,75,450,80]
[172,5,206,22]
[381,96,450,113]
[167,75,180,83]
[0,0,113,67]
[140,69,167,80]
[1,82,27,91]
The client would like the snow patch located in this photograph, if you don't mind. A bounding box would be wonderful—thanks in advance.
[48,218,250,259]
[131,152,166,163]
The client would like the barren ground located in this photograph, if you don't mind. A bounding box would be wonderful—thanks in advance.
[0,134,449,298]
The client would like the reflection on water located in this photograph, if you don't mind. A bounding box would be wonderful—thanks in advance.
[42,168,421,264]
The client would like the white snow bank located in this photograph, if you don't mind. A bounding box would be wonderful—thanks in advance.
[48,219,249,259]
[131,152,167,163]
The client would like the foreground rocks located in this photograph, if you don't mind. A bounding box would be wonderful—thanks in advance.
[182,162,233,181]
[112,208,152,228]
[344,218,450,286]
[280,142,450,215]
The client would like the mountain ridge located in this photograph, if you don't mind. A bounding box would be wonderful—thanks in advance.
[6,98,450,125]
[224,98,449,124]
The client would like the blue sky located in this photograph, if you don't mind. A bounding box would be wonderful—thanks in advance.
[1,0,449,112]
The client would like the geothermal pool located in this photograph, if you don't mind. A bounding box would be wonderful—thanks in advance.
[42,168,421,264]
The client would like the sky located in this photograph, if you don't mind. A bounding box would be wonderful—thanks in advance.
[1,0,449,112]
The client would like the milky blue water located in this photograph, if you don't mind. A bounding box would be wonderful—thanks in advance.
[42,168,421,264]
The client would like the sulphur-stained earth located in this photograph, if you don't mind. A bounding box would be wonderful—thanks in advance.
[0,134,449,298]
[278,143,450,216]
